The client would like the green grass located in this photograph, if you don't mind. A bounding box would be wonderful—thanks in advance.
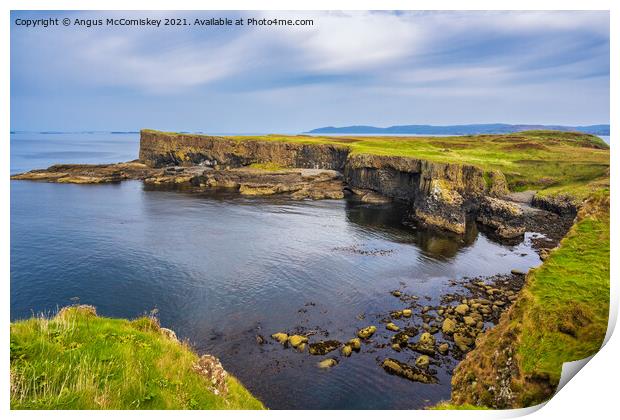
[143,129,609,200]
[448,191,610,408]
[517,192,610,383]
[248,162,287,171]
[10,307,265,410]
[430,402,490,410]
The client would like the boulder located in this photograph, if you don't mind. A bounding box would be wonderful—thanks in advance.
[160,327,178,342]
[341,345,353,357]
[382,358,437,384]
[415,355,430,369]
[463,316,476,327]
[391,332,410,346]
[288,335,308,348]
[419,332,435,347]
[357,326,377,339]
[318,358,338,369]
[442,318,457,334]
[193,354,228,396]
[347,338,362,351]
[455,304,469,316]
[386,322,400,332]
[271,332,288,345]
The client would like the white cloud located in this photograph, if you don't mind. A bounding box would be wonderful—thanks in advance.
[12,10,609,94]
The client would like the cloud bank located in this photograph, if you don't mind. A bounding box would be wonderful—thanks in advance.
[11,10,609,131]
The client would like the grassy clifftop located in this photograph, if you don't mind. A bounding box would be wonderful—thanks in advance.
[143,129,609,201]
[10,306,264,410]
[450,192,610,408]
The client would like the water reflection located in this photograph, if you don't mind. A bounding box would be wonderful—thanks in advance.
[12,180,541,409]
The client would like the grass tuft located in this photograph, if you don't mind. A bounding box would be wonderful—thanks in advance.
[10,307,265,410]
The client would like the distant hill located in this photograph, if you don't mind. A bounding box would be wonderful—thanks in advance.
[307,124,610,136]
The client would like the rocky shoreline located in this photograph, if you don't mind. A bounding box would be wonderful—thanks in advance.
[259,270,534,387]
[11,130,576,245]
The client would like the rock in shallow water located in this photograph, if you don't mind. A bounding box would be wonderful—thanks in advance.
[341,345,352,357]
[357,326,377,339]
[309,340,341,355]
[415,355,430,369]
[318,358,338,369]
[288,335,308,348]
[347,338,362,351]
[271,332,288,345]
[382,358,437,384]
[386,322,400,332]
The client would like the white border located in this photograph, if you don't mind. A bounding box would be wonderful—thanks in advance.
[2,1,616,419]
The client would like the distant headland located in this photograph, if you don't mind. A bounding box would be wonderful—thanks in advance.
[306,123,610,136]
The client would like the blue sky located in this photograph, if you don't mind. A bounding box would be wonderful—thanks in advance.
[11,10,609,133]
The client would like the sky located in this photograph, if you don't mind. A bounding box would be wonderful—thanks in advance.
[10,10,610,133]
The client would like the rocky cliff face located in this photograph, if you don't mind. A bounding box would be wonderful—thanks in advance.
[139,131,349,170]
[344,154,509,234]
[12,129,549,237]
[138,130,517,235]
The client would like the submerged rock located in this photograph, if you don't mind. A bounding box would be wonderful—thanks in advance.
[288,335,308,348]
[415,355,430,369]
[271,332,289,345]
[309,340,341,355]
[386,322,400,332]
[409,332,436,355]
[357,326,377,339]
[318,358,338,369]
[419,332,435,347]
[391,332,410,346]
[381,358,437,384]
[347,338,362,351]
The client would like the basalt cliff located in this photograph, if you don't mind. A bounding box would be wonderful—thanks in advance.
[12,129,573,240]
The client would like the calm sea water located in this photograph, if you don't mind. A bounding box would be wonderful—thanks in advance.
[11,133,544,409]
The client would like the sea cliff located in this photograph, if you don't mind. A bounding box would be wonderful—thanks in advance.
[137,130,516,235]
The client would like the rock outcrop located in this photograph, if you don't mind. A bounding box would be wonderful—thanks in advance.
[139,130,350,170]
[10,162,155,184]
[12,129,571,236]
[188,167,344,200]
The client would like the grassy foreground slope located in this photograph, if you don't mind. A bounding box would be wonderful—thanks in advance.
[145,129,610,200]
[10,306,264,410]
[450,192,610,408]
